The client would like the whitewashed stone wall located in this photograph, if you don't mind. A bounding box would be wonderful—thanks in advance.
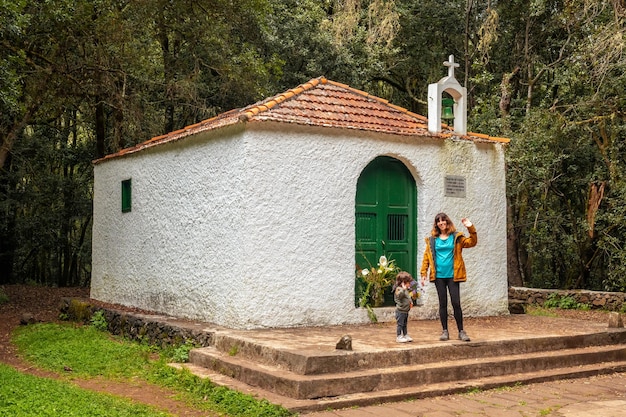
[91,122,509,329]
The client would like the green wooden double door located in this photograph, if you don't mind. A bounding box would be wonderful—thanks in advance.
[355,156,417,306]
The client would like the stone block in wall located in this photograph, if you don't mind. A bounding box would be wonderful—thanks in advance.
[592,297,607,307]
[608,312,624,328]
[508,300,526,314]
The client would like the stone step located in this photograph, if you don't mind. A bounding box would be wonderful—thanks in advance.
[188,343,626,400]
[208,330,626,375]
[176,360,626,413]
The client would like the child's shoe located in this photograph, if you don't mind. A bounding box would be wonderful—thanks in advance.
[396,335,408,343]
[403,334,413,342]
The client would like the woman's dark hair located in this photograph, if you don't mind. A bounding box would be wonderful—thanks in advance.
[431,212,456,236]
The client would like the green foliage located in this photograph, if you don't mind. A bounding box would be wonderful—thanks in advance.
[0,288,8,305]
[198,384,293,417]
[542,293,591,310]
[0,363,170,416]
[357,282,379,323]
[465,387,483,395]
[13,323,153,378]
[356,255,399,308]
[67,299,93,323]
[594,182,626,292]
[555,296,578,310]
[526,305,558,318]
[506,110,603,290]
[1,0,626,294]
[0,0,283,286]
[543,293,563,309]
[13,323,295,417]
[90,310,108,332]
[161,340,196,363]
[228,345,239,356]
[500,1,626,292]
[365,304,378,324]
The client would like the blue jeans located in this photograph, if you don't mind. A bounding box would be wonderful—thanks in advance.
[396,310,408,336]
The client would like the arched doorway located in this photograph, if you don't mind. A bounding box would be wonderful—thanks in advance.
[355,156,417,306]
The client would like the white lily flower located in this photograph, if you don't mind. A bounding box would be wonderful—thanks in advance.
[378,256,388,267]
[361,269,369,276]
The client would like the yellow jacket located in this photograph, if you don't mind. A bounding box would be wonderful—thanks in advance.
[420,225,477,282]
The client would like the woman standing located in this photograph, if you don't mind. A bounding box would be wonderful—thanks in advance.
[420,213,477,342]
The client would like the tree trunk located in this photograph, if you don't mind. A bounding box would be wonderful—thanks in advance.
[95,99,106,159]
[0,153,16,284]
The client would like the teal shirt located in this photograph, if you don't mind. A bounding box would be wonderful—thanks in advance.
[435,236,454,278]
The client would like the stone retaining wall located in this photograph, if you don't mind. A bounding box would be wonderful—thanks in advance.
[60,288,626,347]
[60,298,216,347]
[508,287,626,312]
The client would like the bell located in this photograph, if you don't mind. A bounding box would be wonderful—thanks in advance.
[441,97,455,123]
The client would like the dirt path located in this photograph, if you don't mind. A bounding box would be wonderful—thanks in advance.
[0,285,213,417]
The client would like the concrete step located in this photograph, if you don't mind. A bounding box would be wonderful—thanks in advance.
[176,360,626,413]
[208,330,626,375]
[188,343,626,400]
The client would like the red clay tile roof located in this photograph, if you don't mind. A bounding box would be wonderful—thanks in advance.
[94,76,509,164]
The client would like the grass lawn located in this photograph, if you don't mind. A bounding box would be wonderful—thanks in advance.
[7,322,295,417]
[0,363,170,417]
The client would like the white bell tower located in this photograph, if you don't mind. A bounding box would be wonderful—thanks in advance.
[428,55,467,135]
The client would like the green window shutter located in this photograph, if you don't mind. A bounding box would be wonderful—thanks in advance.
[121,179,132,213]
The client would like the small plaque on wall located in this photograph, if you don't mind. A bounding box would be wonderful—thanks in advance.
[445,175,466,198]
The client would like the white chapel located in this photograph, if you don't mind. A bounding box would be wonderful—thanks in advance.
[91,58,510,329]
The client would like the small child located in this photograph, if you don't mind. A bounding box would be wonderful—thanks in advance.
[394,271,414,343]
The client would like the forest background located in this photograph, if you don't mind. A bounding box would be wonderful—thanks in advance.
[1,0,625,293]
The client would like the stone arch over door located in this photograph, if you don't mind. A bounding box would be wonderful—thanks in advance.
[355,156,417,307]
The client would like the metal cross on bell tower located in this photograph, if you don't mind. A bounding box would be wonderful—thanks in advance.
[428,55,467,135]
